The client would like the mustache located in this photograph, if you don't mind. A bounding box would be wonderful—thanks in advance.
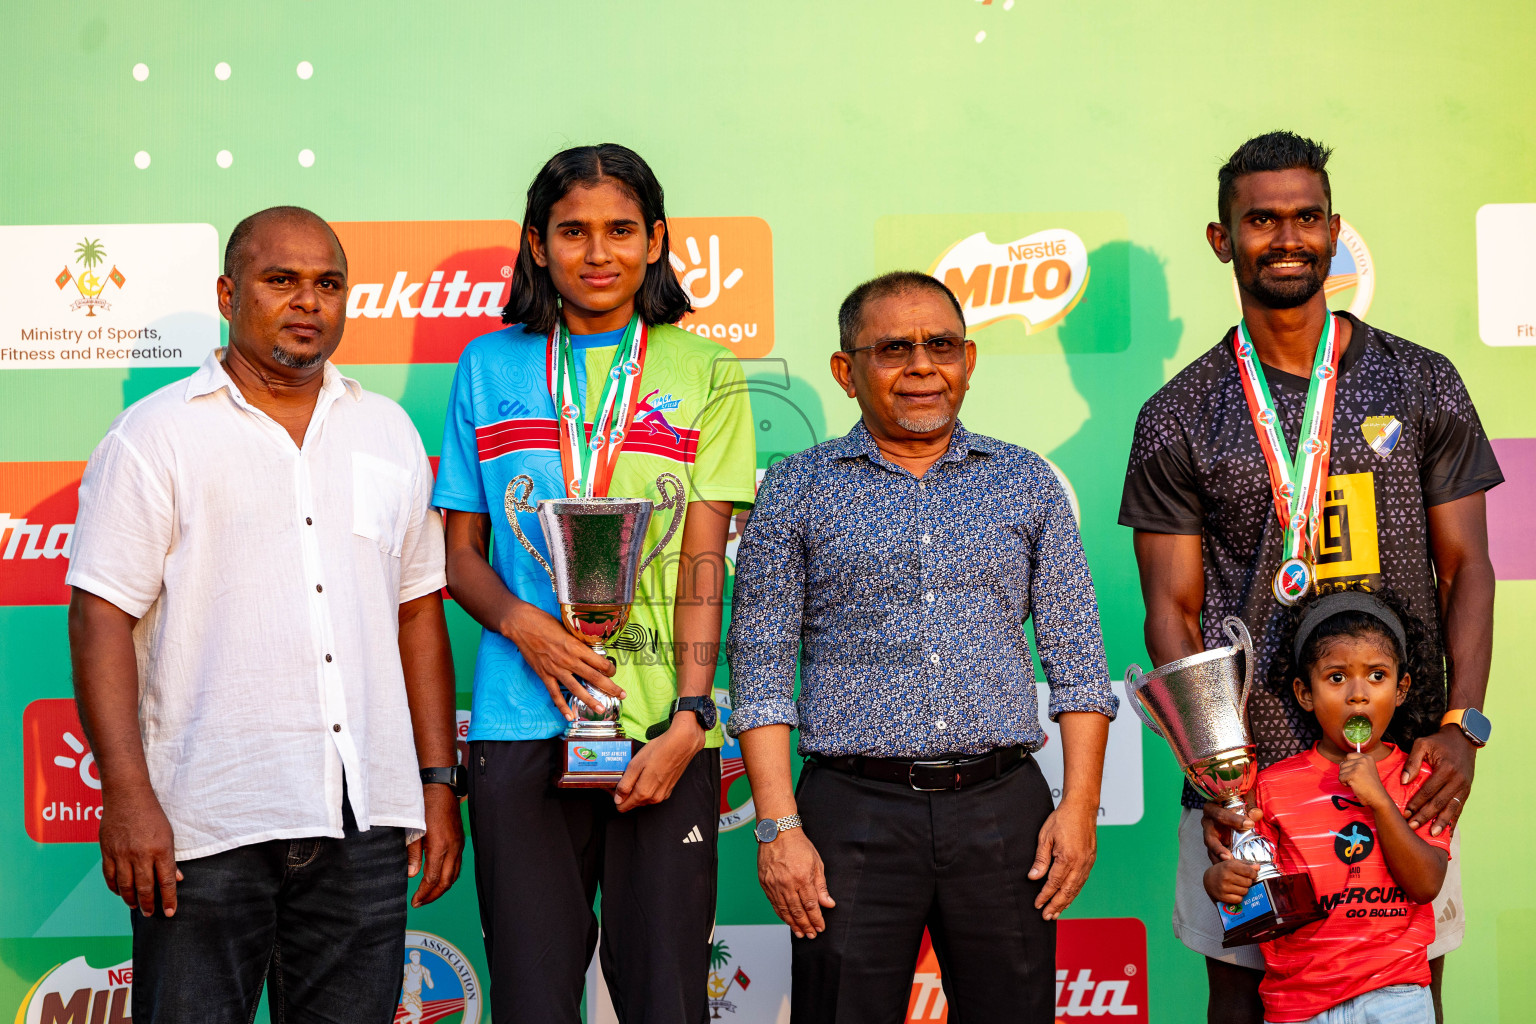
[1258,251,1322,268]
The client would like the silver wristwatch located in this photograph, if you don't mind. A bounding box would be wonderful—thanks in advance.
[754,814,803,844]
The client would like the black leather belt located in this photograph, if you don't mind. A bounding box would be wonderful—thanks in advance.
[809,745,1027,791]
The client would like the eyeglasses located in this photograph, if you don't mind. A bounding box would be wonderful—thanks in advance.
[844,336,969,369]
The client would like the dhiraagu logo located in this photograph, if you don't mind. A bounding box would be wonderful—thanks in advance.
[874,213,1130,354]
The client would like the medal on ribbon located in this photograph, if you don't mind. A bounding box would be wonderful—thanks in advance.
[1232,313,1341,607]
[546,312,648,498]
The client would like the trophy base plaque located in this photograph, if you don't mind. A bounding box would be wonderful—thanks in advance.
[1219,869,1327,947]
[557,736,635,789]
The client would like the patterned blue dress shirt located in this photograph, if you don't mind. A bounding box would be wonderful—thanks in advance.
[726,419,1117,758]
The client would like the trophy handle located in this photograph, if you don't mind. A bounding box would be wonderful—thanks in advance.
[1124,663,1166,739]
[1222,616,1256,715]
[637,472,687,578]
[503,474,555,586]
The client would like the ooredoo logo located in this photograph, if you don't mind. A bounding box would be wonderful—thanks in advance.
[908,917,1146,1021]
[0,461,84,606]
[16,956,132,1024]
[931,229,1090,334]
[24,698,104,843]
[328,220,520,365]
[670,217,774,357]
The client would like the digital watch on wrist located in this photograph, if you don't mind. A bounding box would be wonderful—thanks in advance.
[670,695,718,731]
[1441,708,1491,748]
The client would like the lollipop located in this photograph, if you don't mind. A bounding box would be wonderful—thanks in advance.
[1343,714,1373,753]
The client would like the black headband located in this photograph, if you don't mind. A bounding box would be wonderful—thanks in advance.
[1293,591,1408,669]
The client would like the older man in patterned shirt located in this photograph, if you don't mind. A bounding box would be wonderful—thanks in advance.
[727,271,1118,1023]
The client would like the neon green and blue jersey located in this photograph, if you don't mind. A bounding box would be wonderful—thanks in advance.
[433,322,757,745]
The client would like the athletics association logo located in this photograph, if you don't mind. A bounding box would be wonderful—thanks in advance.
[1360,415,1402,459]
[24,698,104,843]
[55,237,127,316]
[931,229,1090,334]
[397,931,482,1024]
[1334,822,1376,865]
[15,956,132,1024]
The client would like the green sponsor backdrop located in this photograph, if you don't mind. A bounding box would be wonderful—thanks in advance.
[3,2,1533,1020]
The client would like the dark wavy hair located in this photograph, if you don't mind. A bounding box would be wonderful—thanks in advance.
[1271,585,1444,749]
[501,144,691,334]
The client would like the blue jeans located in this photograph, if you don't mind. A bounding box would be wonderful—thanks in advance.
[131,798,408,1024]
[1267,984,1434,1024]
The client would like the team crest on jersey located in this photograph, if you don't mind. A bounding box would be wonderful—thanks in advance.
[1360,415,1402,459]
[1333,822,1376,865]
[397,931,482,1024]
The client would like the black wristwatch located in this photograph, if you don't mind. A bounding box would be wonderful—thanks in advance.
[671,695,719,731]
[419,766,467,797]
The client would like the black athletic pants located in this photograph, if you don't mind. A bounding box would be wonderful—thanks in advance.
[467,738,720,1024]
[791,754,1057,1024]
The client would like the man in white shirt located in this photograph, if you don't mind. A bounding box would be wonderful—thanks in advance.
[67,206,464,1024]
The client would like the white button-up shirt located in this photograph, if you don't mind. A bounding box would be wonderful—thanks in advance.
[67,350,446,860]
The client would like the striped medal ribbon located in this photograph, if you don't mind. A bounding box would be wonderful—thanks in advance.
[546,313,648,499]
[1232,312,1341,606]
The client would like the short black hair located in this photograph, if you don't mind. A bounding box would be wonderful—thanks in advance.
[502,144,691,334]
[837,271,965,352]
[1217,131,1334,228]
[223,206,346,282]
[1273,585,1445,749]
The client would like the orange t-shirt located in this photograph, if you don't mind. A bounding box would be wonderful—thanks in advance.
[1249,744,1451,1023]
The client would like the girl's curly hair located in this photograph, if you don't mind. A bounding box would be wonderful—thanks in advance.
[1270,584,1445,749]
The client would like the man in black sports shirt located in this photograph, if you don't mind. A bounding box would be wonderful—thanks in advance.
[1120,132,1501,1024]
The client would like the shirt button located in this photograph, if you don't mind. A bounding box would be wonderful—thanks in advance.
[922,534,932,545]
[332,724,341,732]
[918,481,927,491]
[325,654,333,663]
[316,584,323,593]
[925,591,934,604]
[306,517,313,526]
[936,719,947,730]
[930,653,940,665]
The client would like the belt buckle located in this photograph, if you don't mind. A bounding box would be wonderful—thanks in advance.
[908,759,961,791]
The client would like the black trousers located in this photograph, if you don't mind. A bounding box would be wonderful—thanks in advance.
[791,755,1057,1024]
[467,738,720,1024]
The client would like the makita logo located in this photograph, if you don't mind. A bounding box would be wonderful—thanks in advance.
[345,269,507,320]
[907,917,1147,1021]
[0,513,73,560]
[0,461,84,605]
[1054,969,1139,1017]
